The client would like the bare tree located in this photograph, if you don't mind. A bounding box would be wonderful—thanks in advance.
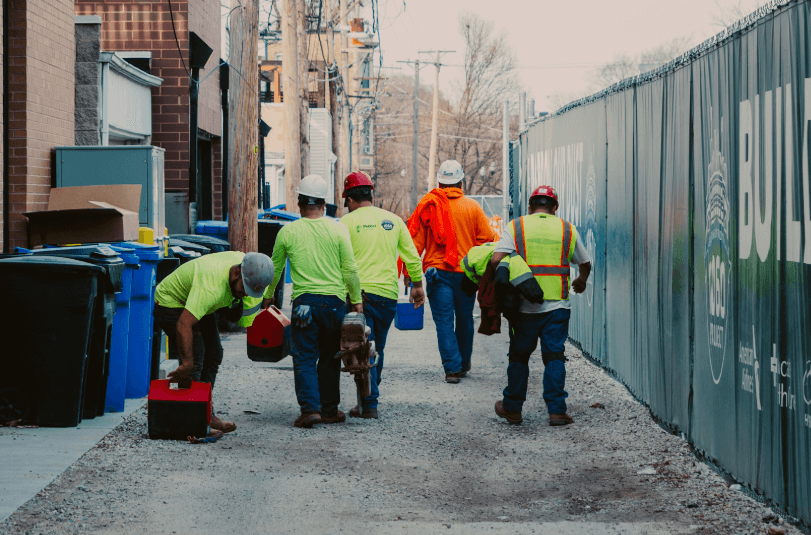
[711,0,767,28]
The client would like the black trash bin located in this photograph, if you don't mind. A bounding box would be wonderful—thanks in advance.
[167,239,211,256]
[258,220,287,305]
[169,234,230,253]
[168,245,201,264]
[27,246,124,419]
[0,256,105,426]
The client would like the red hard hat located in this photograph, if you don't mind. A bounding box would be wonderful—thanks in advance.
[530,185,558,203]
[342,171,374,197]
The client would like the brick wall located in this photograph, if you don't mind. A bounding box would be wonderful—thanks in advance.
[212,135,222,219]
[188,0,220,137]
[7,0,76,249]
[75,0,222,213]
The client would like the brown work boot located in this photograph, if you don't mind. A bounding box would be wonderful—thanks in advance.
[321,410,346,424]
[210,413,237,433]
[294,412,322,428]
[494,400,523,425]
[445,373,461,384]
[349,406,379,419]
[549,413,573,426]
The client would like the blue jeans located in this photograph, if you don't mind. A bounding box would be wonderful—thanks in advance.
[290,294,346,416]
[502,308,571,414]
[426,270,476,374]
[358,293,397,409]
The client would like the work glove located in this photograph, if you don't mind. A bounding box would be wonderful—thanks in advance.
[293,304,312,328]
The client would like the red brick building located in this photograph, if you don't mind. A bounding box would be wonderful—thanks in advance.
[1,0,76,251]
[75,0,223,223]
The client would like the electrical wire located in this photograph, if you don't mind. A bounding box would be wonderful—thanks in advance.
[167,0,191,78]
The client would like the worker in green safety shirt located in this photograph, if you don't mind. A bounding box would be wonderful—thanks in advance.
[154,251,274,433]
[262,174,363,428]
[489,185,591,427]
[339,171,425,419]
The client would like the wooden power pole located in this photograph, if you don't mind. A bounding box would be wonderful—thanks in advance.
[227,0,259,252]
[282,0,302,211]
[420,50,453,190]
[297,0,310,181]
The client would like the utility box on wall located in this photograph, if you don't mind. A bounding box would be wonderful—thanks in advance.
[55,146,166,237]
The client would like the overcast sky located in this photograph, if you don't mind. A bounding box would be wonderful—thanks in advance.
[367,0,765,112]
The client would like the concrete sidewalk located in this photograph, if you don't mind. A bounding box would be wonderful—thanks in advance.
[0,398,144,523]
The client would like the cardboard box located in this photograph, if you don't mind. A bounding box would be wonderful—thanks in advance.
[24,185,141,247]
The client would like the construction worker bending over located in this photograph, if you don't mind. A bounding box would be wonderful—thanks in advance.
[340,171,425,419]
[156,251,274,433]
[263,174,363,428]
[406,160,496,384]
[490,186,591,426]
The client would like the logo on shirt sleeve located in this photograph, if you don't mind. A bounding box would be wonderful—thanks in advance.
[381,219,394,231]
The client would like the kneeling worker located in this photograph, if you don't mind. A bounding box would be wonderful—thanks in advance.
[156,251,274,433]
[340,171,425,419]
[263,174,363,428]
[489,185,591,426]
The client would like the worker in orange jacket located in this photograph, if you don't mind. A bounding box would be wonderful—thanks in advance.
[405,160,496,383]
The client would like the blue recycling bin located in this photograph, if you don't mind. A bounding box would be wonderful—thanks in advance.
[119,242,162,398]
[194,220,229,239]
[104,246,139,412]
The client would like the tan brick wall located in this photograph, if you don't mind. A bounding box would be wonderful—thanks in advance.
[7,0,76,249]
[188,0,220,137]
[76,0,222,209]
[212,136,222,219]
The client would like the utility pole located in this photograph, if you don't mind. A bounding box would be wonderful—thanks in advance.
[297,0,310,181]
[339,0,350,186]
[326,0,341,204]
[227,0,259,252]
[502,100,510,225]
[282,0,302,212]
[412,60,419,211]
[419,50,454,190]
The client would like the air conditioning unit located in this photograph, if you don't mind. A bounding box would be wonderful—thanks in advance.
[359,156,374,169]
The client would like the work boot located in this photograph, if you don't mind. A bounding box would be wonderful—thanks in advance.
[349,406,379,419]
[210,413,237,433]
[321,410,346,424]
[445,373,461,384]
[549,413,573,426]
[460,366,471,378]
[494,400,523,425]
[294,412,322,428]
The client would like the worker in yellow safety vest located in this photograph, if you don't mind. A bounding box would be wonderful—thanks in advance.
[488,185,591,427]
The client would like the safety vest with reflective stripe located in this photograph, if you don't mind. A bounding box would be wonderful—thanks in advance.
[462,242,537,289]
[508,213,576,300]
[239,296,264,328]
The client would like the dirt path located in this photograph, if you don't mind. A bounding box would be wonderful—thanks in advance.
[0,301,800,535]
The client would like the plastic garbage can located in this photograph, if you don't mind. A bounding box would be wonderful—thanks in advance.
[192,221,229,241]
[0,256,104,426]
[104,246,139,412]
[168,245,201,264]
[258,220,288,302]
[167,239,211,256]
[23,246,125,419]
[119,242,163,398]
[170,233,230,253]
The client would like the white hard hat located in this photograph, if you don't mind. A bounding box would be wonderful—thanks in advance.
[296,174,329,201]
[437,160,464,185]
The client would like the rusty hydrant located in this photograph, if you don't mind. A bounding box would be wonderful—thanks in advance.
[334,313,377,414]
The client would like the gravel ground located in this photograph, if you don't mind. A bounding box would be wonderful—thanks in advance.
[0,293,804,534]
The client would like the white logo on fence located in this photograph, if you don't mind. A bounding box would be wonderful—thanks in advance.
[584,147,597,307]
[804,361,811,406]
[705,124,732,385]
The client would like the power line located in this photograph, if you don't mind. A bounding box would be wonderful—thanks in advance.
[167,0,191,78]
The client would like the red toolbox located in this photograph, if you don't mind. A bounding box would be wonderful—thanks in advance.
[147,379,211,439]
[246,306,291,362]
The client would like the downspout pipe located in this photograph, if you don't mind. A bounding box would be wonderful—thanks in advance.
[220,60,229,220]
[3,0,9,252]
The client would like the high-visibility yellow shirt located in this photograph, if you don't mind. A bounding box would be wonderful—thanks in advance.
[265,216,362,304]
[341,205,423,300]
[154,251,244,320]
